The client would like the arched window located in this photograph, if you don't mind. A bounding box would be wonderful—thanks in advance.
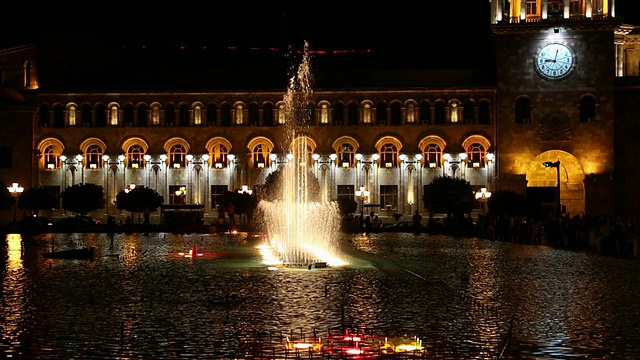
[53,105,64,127]
[235,104,244,125]
[165,104,176,126]
[179,104,190,126]
[277,104,286,125]
[406,103,416,124]
[449,100,461,123]
[151,105,160,125]
[263,103,274,126]
[194,105,202,125]
[463,100,475,124]
[220,104,232,126]
[423,143,442,168]
[110,105,119,126]
[320,104,329,124]
[68,105,77,126]
[579,95,596,123]
[123,104,134,126]
[248,103,259,126]
[363,103,372,124]
[207,104,218,126]
[420,102,431,125]
[333,103,344,125]
[169,144,187,168]
[81,104,92,127]
[44,145,60,169]
[339,143,355,168]
[95,104,107,127]
[390,102,402,125]
[515,97,531,124]
[252,144,268,168]
[434,102,446,124]
[211,144,229,168]
[136,104,148,127]
[380,143,398,168]
[127,144,146,169]
[85,145,103,169]
[466,143,486,169]
[478,100,491,124]
[376,103,387,125]
[347,103,358,125]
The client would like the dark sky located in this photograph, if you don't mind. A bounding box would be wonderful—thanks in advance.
[2,1,638,70]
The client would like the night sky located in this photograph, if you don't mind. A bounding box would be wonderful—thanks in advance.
[1,1,638,70]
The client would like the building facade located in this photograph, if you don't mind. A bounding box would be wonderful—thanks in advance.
[1,0,639,224]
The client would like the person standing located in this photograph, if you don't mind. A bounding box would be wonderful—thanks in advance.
[412,210,422,233]
[227,201,236,226]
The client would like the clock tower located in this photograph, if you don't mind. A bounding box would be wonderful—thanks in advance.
[490,0,621,216]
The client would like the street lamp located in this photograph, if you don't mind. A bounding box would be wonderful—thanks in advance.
[474,187,492,215]
[7,182,24,222]
[543,160,561,215]
[238,185,252,195]
[175,186,186,204]
[355,185,370,218]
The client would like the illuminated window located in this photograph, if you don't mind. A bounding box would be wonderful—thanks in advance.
[320,104,329,124]
[68,105,77,126]
[363,103,371,124]
[194,105,202,125]
[339,143,355,168]
[406,103,415,124]
[151,105,160,125]
[44,145,60,169]
[380,185,398,210]
[127,144,145,169]
[85,145,103,169]
[235,104,244,125]
[423,143,442,168]
[380,143,398,168]
[449,100,460,123]
[110,105,119,125]
[278,104,286,125]
[467,143,486,168]
[526,0,537,15]
[170,144,186,168]
[252,144,269,168]
[212,144,229,168]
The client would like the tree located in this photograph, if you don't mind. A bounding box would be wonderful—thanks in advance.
[115,187,164,224]
[0,180,15,212]
[60,183,105,216]
[262,167,321,202]
[18,186,57,216]
[336,197,357,217]
[422,176,474,215]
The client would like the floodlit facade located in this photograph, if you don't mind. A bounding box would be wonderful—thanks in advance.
[1,0,640,224]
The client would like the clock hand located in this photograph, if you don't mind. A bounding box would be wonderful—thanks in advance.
[553,49,558,62]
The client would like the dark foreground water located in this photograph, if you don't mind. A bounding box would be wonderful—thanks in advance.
[1,231,639,359]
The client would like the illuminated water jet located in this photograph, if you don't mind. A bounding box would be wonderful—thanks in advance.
[258,42,347,267]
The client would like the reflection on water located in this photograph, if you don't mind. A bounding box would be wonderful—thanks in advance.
[1,231,640,358]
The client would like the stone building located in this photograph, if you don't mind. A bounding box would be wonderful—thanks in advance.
[1,0,639,224]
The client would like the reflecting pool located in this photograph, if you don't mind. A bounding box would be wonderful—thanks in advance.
[1,231,640,359]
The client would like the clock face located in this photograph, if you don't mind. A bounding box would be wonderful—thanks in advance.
[535,43,575,80]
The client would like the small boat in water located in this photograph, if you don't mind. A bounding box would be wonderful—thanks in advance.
[43,247,95,261]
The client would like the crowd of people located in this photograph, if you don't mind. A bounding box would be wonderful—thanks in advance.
[431,212,640,259]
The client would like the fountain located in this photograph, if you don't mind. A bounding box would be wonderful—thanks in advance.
[258,42,347,268]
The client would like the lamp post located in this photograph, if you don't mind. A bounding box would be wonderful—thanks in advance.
[474,187,492,215]
[175,186,186,204]
[7,182,24,222]
[543,160,561,215]
[355,185,370,218]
